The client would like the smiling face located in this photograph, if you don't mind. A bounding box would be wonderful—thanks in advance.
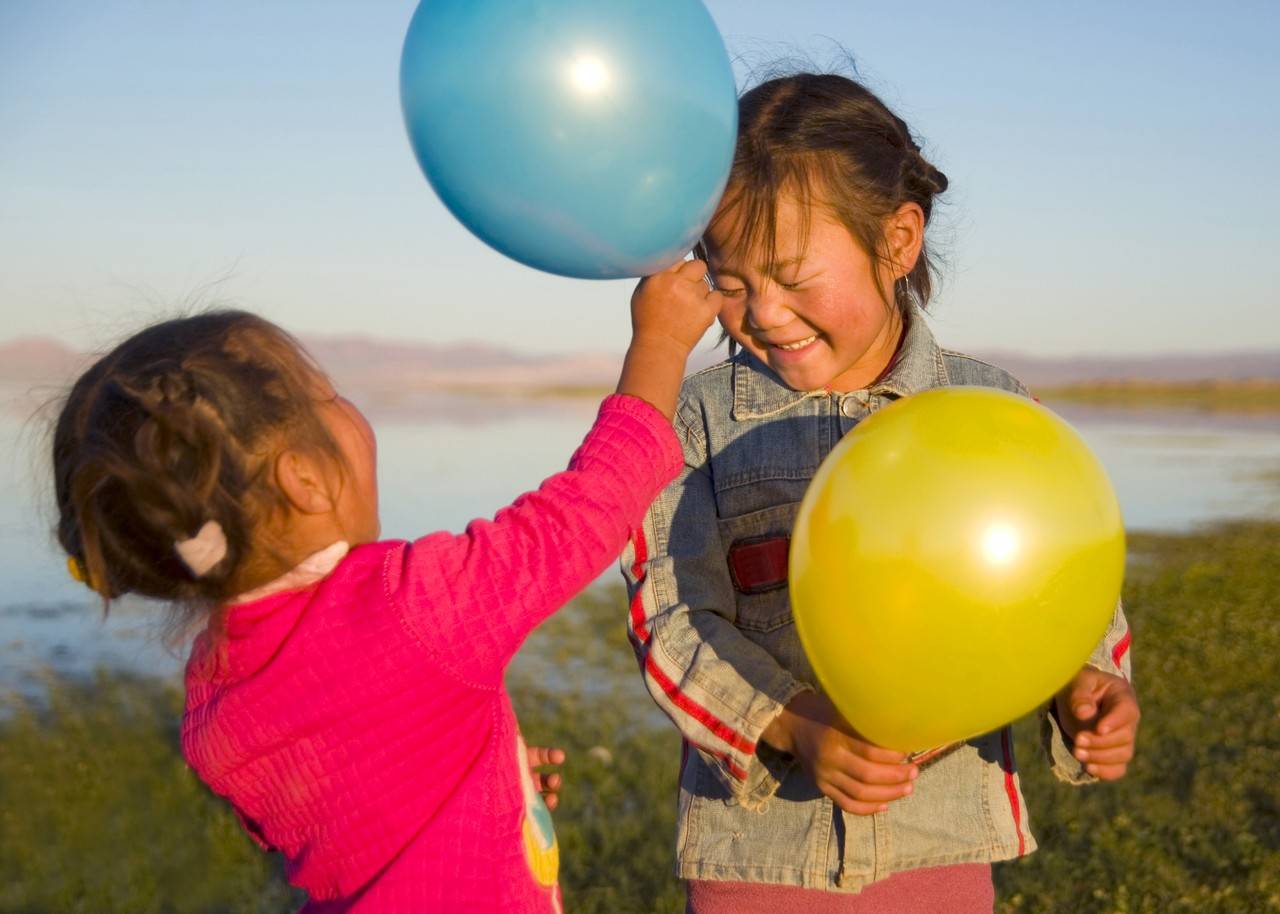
[706,189,918,393]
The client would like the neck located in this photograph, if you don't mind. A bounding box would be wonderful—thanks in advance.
[230,514,352,596]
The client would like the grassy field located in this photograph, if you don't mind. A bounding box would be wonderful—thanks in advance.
[1,520,1277,913]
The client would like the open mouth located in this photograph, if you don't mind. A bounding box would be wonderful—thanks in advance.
[767,334,818,355]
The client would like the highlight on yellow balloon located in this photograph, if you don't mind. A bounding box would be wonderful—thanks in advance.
[789,387,1125,753]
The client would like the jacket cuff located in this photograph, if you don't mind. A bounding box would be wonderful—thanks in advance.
[595,393,684,487]
[1040,701,1097,785]
[729,680,813,810]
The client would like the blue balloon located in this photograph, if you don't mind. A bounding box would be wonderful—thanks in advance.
[400,0,737,279]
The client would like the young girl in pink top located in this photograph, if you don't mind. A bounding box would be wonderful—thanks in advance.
[51,259,722,912]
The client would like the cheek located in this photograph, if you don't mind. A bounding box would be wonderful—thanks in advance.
[777,287,837,335]
[716,298,745,336]
[360,422,377,472]
[346,410,378,478]
[358,436,377,493]
[716,292,742,322]
[807,284,881,331]
[718,304,760,352]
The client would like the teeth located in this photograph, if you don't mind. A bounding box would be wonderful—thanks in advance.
[776,335,817,351]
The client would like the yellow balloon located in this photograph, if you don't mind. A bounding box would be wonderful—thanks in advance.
[790,387,1124,752]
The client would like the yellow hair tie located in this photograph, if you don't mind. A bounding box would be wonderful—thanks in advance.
[67,555,106,595]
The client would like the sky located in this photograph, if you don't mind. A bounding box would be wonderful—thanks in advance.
[2,1,1277,358]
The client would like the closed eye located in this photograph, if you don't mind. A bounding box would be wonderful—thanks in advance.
[777,273,817,291]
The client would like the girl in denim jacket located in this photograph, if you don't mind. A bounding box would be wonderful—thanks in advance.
[622,71,1141,913]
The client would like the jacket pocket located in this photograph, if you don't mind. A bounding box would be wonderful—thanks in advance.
[716,501,801,634]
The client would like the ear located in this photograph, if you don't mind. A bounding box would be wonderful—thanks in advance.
[274,449,337,516]
[883,202,926,280]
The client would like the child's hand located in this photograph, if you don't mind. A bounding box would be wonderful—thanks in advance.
[527,745,566,811]
[617,258,725,419]
[1053,667,1140,780]
[630,256,724,354]
[763,691,918,816]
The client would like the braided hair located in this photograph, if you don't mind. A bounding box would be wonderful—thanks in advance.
[53,310,343,612]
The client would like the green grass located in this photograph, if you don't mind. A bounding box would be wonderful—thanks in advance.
[0,673,301,914]
[994,521,1280,914]
[2,521,1277,913]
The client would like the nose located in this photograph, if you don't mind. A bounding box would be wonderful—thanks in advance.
[744,282,791,332]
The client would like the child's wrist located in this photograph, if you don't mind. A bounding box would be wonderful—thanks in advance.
[761,711,795,755]
[616,337,691,419]
[763,692,817,755]
[626,333,692,364]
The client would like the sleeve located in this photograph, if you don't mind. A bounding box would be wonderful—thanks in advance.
[388,394,683,687]
[620,402,812,809]
[1040,599,1133,784]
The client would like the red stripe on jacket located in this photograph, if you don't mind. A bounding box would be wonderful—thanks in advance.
[1000,727,1027,856]
[628,530,651,643]
[1111,630,1132,669]
[628,530,754,779]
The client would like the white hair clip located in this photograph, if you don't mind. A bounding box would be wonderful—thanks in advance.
[175,520,228,578]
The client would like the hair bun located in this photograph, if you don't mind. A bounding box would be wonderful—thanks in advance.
[926,164,949,195]
[900,151,948,200]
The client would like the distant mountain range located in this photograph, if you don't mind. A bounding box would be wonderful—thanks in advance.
[2,335,1277,392]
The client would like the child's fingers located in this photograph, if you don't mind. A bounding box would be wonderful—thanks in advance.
[838,754,918,786]
[1084,761,1131,781]
[1074,728,1136,762]
[831,732,911,767]
[827,785,890,816]
[1076,723,1137,752]
[530,769,564,793]
[838,798,891,816]
[527,745,566,768]
[1076,744,1134,767]
[1074,700,1140,749]
[677,258,711,281]
[852,746,914,769]
[1066,687,1104,722]
[821,782,897,817]
[1061,672,1112,721]
[829,719,912,766]
[1094,696,1141,737]
[537,771,563,810]
[824,771,914,805]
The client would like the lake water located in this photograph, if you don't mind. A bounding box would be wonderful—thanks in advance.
[2,390,1277,695]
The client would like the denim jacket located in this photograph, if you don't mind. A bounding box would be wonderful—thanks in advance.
[620,309,1133,892]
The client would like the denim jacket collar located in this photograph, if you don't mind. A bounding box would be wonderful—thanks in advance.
[731,306,949,421]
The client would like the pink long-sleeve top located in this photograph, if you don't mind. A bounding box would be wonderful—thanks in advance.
[181,395,682,913]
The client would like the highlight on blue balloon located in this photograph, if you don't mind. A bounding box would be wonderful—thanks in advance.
[400,0,738,280]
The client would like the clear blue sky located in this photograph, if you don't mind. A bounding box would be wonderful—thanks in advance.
[2,1,1277,356]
